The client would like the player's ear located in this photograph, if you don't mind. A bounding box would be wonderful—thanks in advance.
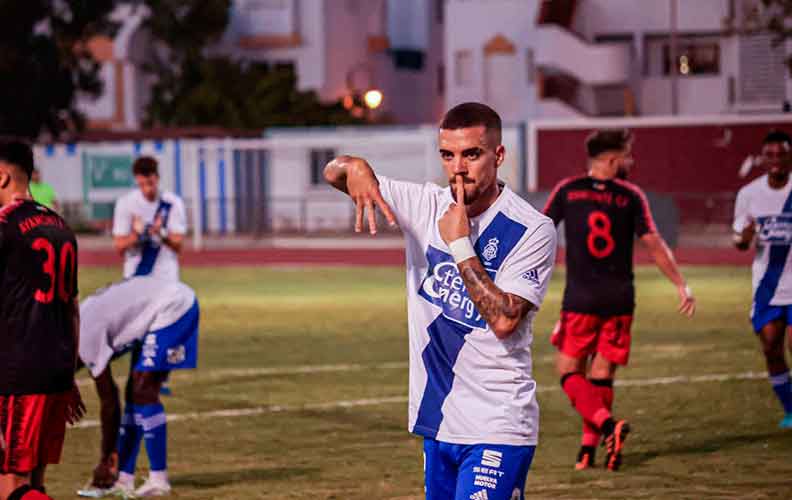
[494,145,505,168]
[0,165,10,190]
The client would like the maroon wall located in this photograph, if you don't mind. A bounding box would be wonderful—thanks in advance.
[537,122,792,224]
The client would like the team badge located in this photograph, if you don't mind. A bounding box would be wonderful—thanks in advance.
[482,238,499,262]
[167,345,186,364]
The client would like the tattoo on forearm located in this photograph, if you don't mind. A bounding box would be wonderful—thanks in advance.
[458,259,531,332]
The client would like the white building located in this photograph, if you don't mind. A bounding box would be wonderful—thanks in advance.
[445,0,792,122]
[79,0,445,130]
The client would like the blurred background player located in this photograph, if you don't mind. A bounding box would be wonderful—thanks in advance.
[28,169,58,212]
[543,129,695,471]
[733,129,792,429]
[112,156,187,281]
[77,276,200,497]
[324,103,557,500]
[0,139,84,500]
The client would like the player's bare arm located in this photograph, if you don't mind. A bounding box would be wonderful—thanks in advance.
[149,214,184,254]
[323,155,397,234]
[440,176,534,338]
[640,232,696,317]
[92,366,121,488]
[67,296,86,425]
[734,219,756,251]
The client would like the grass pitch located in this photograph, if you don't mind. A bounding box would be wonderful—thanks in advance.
[47,265,792,499]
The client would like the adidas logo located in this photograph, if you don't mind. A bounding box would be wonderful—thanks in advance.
[481,449,503,468]
[470,490,489,500]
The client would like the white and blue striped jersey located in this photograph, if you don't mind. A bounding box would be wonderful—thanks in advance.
[79,277,196,377]
[378,176,557,446]
[734,175,792,309]
[112,190,187,281]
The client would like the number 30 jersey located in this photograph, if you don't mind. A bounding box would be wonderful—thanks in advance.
[544,175,656,316]
[0,199,78,395]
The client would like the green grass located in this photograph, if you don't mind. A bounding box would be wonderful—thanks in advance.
[47,265,792,499]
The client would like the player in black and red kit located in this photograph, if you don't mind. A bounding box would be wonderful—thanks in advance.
[0,139,84,500]
[544,129,695,472]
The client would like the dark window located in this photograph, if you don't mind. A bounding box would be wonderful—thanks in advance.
[310,149,336,186]
[644,35,721,77]
[436,0,444,24]
[392,49,425,71]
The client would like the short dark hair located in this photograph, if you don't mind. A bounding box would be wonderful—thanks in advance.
[132,156,158,176]
[585,129,633,158]
[763,129,792,147]
[0,138,34,180]
[440,102,502,144]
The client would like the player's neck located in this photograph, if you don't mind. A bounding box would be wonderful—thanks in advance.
[768,173,790,190]
[588,164,615,181]
[467,181,502,218]
[0,187,32,206]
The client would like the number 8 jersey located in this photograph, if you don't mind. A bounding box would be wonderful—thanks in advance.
[0,199,78,395]
[543,176,657,316]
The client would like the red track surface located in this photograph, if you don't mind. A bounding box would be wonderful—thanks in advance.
[79,247,752,267]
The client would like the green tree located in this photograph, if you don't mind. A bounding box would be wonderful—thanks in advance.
[0,0,118,138]
[138,0,363,128]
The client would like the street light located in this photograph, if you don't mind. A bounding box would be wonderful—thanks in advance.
[363,89,384,109]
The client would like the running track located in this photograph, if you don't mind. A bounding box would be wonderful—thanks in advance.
[79,247,752,267]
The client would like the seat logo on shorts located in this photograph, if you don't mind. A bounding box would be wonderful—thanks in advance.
[481,450,503,468]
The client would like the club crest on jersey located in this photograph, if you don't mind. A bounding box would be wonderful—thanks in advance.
[482,238,499,262]
[419,245,490,329]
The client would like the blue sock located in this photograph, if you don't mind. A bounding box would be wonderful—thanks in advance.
[118,404,143,475]
[769,372,792,414]
[139,402,168,471]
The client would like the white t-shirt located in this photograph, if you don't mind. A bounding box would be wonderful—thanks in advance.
[79,277,196,378]
[378,176,557,446]
[112,190,187,281]
[734,174,792,307]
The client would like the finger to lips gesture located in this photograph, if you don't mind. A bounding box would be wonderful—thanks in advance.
[439,176,471,244]
[348,165,397,235]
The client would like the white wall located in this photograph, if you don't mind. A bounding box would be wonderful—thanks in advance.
[575,0,729,37]
[445,0,539,122]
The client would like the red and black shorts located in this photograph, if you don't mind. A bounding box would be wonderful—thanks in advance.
[0,392,69,474]
[551,311,633,366]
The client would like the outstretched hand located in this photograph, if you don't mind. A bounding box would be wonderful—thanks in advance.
[439,176,471,244]
[677,285,696,317]
[346,163,397,234]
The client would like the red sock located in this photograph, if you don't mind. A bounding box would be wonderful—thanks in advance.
[8,485,53,500]
[562,373,611,430]
[581,378,615,445]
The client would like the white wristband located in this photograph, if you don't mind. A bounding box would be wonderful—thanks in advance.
[448,237,476,264]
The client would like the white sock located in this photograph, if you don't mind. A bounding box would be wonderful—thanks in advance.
[117,471,135,487]
[149,470,169,484]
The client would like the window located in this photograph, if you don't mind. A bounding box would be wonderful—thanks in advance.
[310,149,336,186]
[436,0,445,24]
[455,50,473,86]
[644,35,720,77]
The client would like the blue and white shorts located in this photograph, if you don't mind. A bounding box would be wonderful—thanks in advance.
[423,437,535,500]
[132,299,200,372]
[751,302,792,333]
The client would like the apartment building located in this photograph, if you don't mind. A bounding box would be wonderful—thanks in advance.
[445,0,791,121]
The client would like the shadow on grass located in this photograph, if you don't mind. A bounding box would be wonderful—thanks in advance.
[629,431,779,466]
[172,466,319,489]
